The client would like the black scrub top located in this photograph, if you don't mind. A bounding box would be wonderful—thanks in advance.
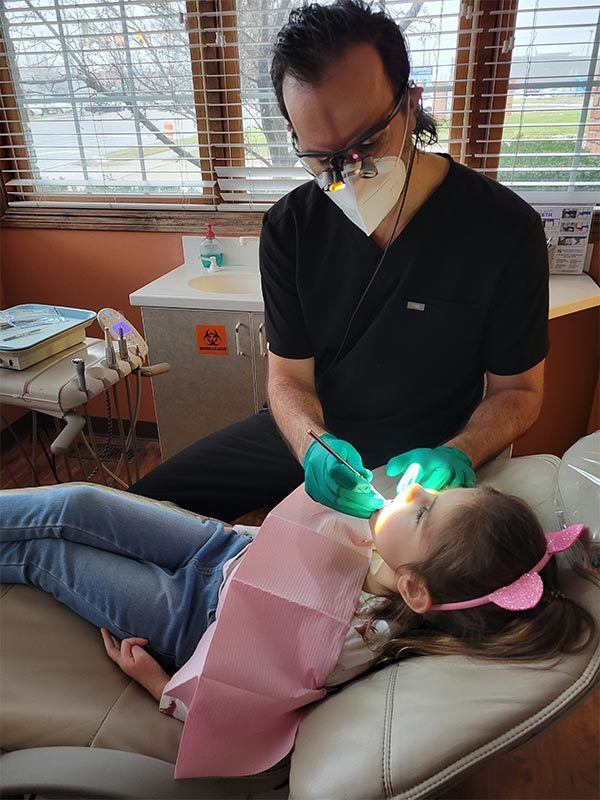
[259,154,549,469]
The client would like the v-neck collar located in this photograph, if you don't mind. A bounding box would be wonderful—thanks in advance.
[367,152,455,256]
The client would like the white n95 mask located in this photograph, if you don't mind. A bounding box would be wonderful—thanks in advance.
[324,104,411,236]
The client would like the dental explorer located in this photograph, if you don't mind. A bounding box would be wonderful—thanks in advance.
[307,429,385,501]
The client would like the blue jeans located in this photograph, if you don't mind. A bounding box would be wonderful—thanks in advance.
[0,483,253,673]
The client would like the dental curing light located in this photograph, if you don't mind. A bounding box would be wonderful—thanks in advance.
[374,463,424,536]
[396,462,421,496]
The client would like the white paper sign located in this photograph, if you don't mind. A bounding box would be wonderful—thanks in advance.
[535,205,594,274]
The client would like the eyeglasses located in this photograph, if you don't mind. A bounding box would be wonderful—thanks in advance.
[291,87,408,191]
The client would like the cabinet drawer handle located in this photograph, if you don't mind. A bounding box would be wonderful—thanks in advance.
[235,322,244,356]
[258,322,267,357]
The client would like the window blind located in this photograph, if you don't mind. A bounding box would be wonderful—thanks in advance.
[0,0,471,210]
[0,0,217,208]
[483,0,599,203]
[1,0,597,211]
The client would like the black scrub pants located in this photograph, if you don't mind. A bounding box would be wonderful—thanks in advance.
[128,408,304,523]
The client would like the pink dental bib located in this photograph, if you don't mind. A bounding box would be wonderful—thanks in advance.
[163,486,373,779]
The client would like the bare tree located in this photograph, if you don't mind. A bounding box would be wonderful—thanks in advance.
[3,0,428,181]
[14,0,202,171]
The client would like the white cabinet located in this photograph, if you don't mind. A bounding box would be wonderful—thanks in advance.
[142,307,268,460]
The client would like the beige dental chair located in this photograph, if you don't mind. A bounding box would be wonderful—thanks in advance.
[1,443,598,799]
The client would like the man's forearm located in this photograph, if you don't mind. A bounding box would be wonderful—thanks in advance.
[445,388,543,470]
[268,377,327,462]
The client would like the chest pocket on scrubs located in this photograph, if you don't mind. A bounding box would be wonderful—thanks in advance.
[318,295,484,421]
[396,296,484,394]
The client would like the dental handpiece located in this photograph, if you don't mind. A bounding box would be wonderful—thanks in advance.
[72,358,87,394]
[117,325,129,360]
[307,429,385,500]
[104,327,117,369]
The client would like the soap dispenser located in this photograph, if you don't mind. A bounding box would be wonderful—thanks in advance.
[200,222,224,270]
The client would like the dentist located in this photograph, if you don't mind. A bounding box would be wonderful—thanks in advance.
[131,0,548,521]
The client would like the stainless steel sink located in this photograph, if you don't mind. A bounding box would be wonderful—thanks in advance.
[187,271,259,295]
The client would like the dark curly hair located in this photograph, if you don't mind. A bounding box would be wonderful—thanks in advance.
[270,0,438,147]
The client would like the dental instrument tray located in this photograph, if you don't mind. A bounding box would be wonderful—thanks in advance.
[0,304,96,371]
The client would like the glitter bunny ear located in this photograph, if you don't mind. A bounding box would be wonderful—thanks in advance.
[545,524,586,554]
[488,572,544,611]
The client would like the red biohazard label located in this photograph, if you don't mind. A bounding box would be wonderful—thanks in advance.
[196,324,229,356]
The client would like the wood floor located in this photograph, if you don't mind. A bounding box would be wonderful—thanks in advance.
[1,427,598,800]
[0,418,163,490]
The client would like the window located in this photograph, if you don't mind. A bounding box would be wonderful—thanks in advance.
[0,0,216,207]
[0,0,598,221]
[493,0,599,203]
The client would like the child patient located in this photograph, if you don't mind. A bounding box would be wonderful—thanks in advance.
[0,480,595,714]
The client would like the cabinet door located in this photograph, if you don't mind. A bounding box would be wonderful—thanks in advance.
[142,307,255,460]
[251,311,268,411]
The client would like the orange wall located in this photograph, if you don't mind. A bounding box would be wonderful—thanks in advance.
[1,226,598,456]
[1,227,185,421]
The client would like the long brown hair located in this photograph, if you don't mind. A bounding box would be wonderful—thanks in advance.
[366,487,597,666]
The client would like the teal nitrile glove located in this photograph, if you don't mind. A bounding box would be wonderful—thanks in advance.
[303,433,384,519]
[386,446,476,493]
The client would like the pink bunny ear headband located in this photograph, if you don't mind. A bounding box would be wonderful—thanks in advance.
[429,524,586,612]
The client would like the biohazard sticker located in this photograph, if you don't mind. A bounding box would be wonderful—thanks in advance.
[196,324,229,356]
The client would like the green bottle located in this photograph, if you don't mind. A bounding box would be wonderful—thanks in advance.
[200,222,224,269]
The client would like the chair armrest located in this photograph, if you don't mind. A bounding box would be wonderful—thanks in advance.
[0,747,289,799]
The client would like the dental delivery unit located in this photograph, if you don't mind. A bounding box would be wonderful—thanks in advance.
[0,304,170,488]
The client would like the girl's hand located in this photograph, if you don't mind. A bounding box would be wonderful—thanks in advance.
[100,628,169,701]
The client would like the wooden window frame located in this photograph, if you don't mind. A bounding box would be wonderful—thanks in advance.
[448,0,517,175]
[1,0,520,233]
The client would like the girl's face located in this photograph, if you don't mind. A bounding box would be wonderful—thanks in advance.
[370,485,479,571]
